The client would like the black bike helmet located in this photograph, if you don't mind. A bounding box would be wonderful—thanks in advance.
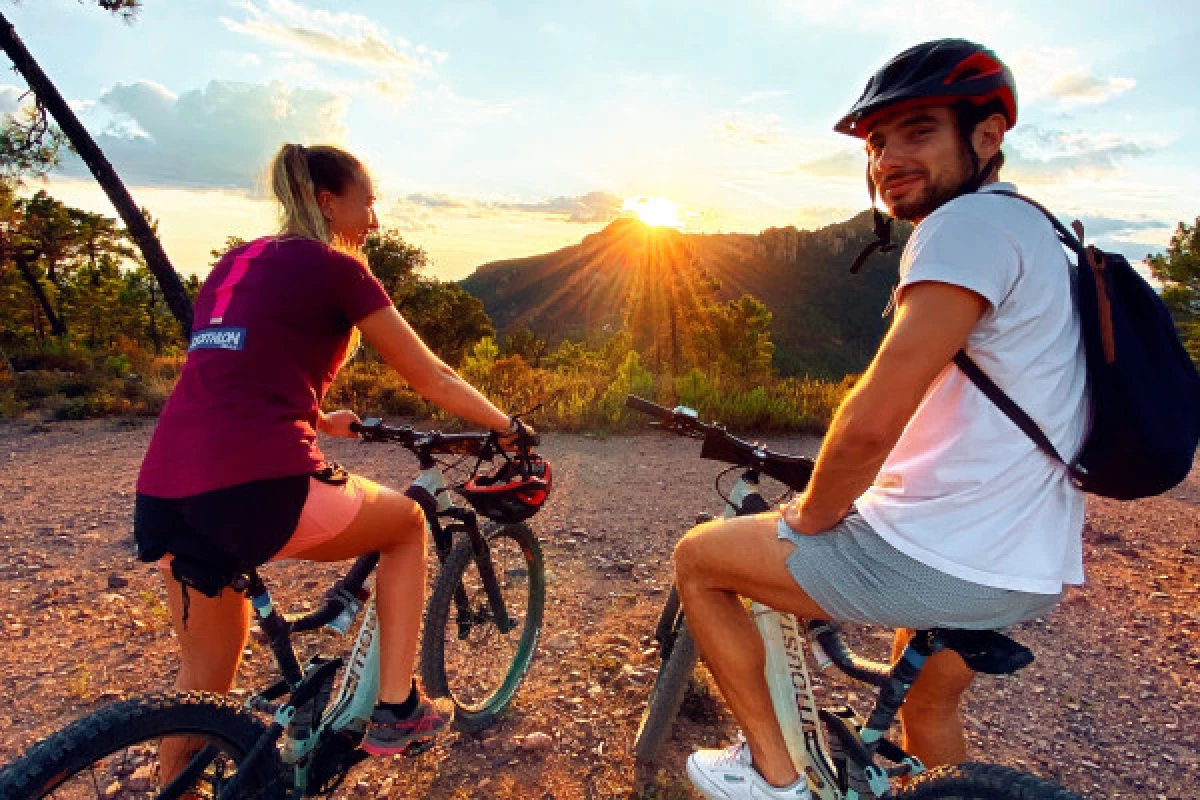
[835,38,1017,138]
[836,39,1018,273]
[460,455,552,524]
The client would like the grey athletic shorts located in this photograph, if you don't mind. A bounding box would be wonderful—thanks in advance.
[776,512,1062,630]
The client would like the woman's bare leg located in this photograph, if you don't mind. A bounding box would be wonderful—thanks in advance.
[158,560,251,785]
[289,482,426,703]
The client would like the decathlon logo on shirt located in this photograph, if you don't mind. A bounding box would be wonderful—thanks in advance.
[189,327,247,352]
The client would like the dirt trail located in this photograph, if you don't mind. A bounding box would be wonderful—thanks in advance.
[0,419,1197,799]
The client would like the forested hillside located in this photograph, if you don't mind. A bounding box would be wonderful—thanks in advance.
[462,213,910,378]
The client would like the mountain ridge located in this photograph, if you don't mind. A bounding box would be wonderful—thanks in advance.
[460,213,910,378]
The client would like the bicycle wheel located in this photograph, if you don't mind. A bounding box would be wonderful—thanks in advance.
[420,521,545,733]
[653,586,681,656]
[633,618,698,763]
[0,692,286,800]
[895,762,1086,800]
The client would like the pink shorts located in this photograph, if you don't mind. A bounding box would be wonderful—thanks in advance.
[271,474,375,560]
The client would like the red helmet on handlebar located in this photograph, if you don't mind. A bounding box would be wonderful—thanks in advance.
[460,455,552,524]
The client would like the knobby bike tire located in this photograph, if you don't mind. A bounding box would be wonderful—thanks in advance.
[633,618,698,763]
[653,586,682,656]
[0,691,286,800]
[895,762,1087,800]
[420,521,545,733]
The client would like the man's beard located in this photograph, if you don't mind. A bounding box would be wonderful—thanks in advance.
[877,146,975,222]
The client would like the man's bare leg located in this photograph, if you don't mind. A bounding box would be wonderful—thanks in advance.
[891,628,974,766]
[673,512,828,789]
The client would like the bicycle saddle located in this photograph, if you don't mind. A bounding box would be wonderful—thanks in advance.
[926,628,1034,675]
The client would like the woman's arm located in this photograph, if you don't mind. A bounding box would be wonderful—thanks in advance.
[355,305,512,432]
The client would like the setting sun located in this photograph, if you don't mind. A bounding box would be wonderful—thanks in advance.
[623,196,684,229]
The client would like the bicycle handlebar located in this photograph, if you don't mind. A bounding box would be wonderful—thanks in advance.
[349,418,540,456]
[625,395,814,491]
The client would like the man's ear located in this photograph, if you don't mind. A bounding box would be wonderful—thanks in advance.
[973,112,1007,161]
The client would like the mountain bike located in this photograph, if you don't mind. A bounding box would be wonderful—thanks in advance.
[0,419,547,799]
[626,395,1084,800]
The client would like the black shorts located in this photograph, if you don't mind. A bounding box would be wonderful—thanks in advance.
[134,475,310,572]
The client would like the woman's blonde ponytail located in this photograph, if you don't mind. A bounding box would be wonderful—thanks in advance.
[270,143,332,242]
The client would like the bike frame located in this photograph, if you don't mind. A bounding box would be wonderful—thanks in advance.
[721,473,843,798]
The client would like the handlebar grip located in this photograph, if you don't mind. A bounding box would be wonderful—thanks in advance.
[626,394,673,421]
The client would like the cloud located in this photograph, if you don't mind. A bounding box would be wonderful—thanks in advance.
[1045,73,1136,106]
[405,192,470,209]
[58,80,348,189]
[787,149,862,178]
[222,0,448,106]
[496,192,623,223]
[1073,215,1167,238]
[717,112,789,147]
[401,190,624,224]
[222,0,424,69]
[0,85,26,116]
[419,85,513,124]
[1006,125,1159,180]
[1010,48,1136,108]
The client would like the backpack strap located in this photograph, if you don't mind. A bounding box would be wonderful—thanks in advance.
[952,351,1066,464]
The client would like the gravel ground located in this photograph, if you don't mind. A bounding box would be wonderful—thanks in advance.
[0,418,1196,799]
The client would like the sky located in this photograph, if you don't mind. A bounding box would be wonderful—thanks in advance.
[4,0,1198,280]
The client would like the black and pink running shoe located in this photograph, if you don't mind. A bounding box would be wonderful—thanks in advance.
[362,696,455,757]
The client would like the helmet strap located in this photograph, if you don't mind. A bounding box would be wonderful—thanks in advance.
[850,164,897,274]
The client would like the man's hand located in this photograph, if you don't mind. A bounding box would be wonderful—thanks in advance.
[319,409,361,438]
[780,492,846,535]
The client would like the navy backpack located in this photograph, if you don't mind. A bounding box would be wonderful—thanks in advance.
[954,191,1200,501]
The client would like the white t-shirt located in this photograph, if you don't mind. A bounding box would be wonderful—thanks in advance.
[855,182,1089,595]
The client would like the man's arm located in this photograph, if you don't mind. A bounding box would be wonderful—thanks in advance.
[783,280,989,534]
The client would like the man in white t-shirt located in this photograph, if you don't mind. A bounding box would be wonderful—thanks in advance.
[675,40,1088,800]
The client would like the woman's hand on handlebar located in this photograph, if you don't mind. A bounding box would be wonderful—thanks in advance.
[318,409,362,439]
[496,418,537,452]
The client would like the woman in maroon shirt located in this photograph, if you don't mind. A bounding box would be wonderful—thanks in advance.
[136,143,520,760]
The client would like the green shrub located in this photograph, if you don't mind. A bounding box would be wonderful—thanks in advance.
[0,390,23,417]
[13,371,62,403]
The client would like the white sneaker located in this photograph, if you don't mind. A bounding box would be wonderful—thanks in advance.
[686,738,812,800]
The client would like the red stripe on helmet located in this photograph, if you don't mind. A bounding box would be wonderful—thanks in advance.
[945,52,1004,85]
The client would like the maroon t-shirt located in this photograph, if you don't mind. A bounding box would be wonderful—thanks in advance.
[137,237,392,498]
